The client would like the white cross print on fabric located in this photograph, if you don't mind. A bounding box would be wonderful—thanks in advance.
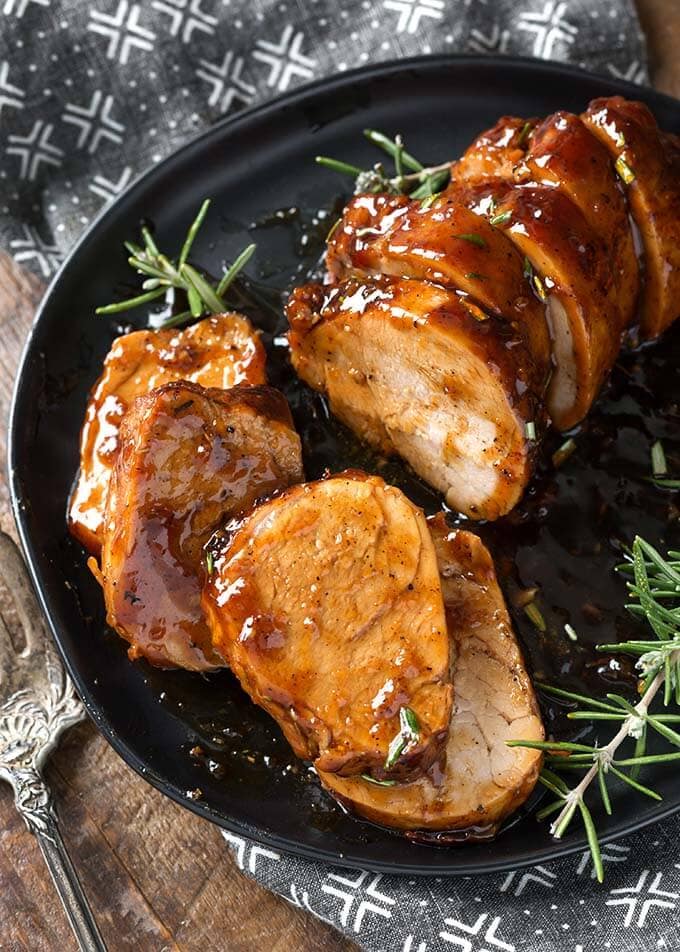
[322,870,395,933]
[6,120,63,180]
[196,52,256,111]
[10,224,62,276]
[152,0,218,44]
[2,0,49,17]
[252,25,316,92]
[440,913,515,951]
[88,166,133,204]
[0,60,25,116]
[62,91,125,154]
[516,1,578,59]
[606,870,679,928]
[87,1,156,65]
[383,0,444,35]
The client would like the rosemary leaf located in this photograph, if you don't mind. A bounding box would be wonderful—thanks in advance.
[524,601,546,632]
[489,210,512,226]
[215,243,256,297]
[363,129,423,171]
[609,764,662,800]
[141,225,160,258]
[535,683,621,713]
[455,233,487,248]
[597,765,612,815]
[579,800,604,882]
[179,197,211,267]
[315,155,365,177]
[361,774,397,787]
[181,263,225,315]
[95,287,166,315]
[651,440,668,477]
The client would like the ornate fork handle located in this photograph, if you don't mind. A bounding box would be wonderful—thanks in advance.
[0,531,106,951]
[12,766,107,952]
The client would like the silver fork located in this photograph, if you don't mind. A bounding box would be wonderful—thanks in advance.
[0,531,106,951]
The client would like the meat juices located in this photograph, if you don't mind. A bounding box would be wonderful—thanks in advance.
[97,382,303,671]
[287,277,540,521]
[68,313,266,555]
[318,514,544,831]
[203,472,453,780]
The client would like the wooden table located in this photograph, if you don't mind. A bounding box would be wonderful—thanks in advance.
[0,3,678,947]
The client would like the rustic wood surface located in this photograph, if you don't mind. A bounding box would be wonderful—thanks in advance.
[0,5,678,948]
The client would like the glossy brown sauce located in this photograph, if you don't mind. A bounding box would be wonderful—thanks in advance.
[95,198,680,844]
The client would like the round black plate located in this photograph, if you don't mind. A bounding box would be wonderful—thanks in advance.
[9,56,680,876]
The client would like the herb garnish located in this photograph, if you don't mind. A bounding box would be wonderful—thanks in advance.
[361,774,397,787]
[525,421,537,441]
[615,155,636,185]
[384,706,421,770]
[316,129,451,199]
[552,437,577,469]
[524,601,547,632]
[509,536,680,882]
[96,198,256,329]
[205,550,214,576]
[651,440,667,476]
[489,210,512,226]
[455,233,487,248]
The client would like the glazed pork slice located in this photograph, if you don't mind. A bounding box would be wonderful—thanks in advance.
[68,313,266,556]
[318,514,544,832]
[96,382,303,671]
[519,111,639,332]
[451,180,624,431]
[326,192,552,395]
[287,276,540,520]
[453,115,538,181]
[202,472,452,779]
[583,96,680,339]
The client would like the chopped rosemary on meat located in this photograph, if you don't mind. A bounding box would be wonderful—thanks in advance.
[315,129,451,198]
[524,601,547,632]
[96,198,256,328]
[384,706,421,770]
[455,233,487,248]
[361,775,397,787]
[615,155,636,185]
[552,437,577,468]
[516,121,533,148]
[489,210,512,226]
[205,550,214,576]
[464,271,486,281]
[651,440,668,476]
[565,623,579,642]
[509,536,680,882]
[525,421,537,441]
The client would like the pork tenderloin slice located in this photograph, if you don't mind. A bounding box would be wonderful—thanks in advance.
[452,180,624,430]
[202,471,452,780]
[287,277,539,520]
[583,95,680,339]
[326,192,551,399]
[318,513,544,832]
[520,110,639,332]
[97,381,302,671]
[68,313,266,556]
[454,115,538,182]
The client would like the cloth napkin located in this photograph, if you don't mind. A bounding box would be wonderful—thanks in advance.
[4,2,678,951]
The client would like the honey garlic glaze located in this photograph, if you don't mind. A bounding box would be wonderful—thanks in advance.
[82,201,680,846]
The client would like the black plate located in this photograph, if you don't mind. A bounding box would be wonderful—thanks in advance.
[9,56,680,876]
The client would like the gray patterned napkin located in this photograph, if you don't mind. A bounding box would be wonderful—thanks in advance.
[4,2,677,951]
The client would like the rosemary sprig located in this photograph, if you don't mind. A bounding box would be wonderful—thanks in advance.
[316,129,451,199]
[95,198,256,329]
[384,706,420,770]
[509,536,680,882]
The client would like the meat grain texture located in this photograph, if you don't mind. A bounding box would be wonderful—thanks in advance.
[69,313,266,555]
[97,382,303,671]
[203,472,453,780]
[318,514,544,830]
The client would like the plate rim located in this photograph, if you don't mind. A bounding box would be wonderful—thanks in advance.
[8,53,680,877]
